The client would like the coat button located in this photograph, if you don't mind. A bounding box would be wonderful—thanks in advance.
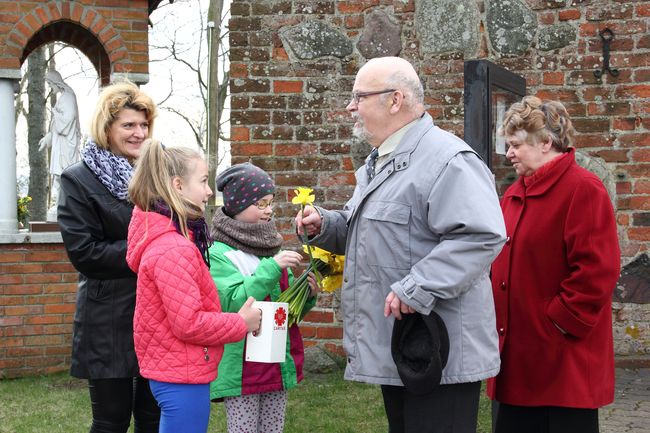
[505,236,511,245]
[203,347,208,353]
[498,327,505,336]
[500,282,506,290]
[344,277,348,283]
[204,354,210,361]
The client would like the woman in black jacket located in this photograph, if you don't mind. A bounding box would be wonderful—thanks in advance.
[58,81,160,433]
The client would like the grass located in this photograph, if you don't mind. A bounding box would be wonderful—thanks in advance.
[0,371,491,433]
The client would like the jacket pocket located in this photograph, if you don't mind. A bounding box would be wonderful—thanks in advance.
[88,279,107,301]
[542,298,570,342]
[361,201,411,269]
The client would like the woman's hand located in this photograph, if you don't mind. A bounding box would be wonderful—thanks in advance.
[307,272,320,297]
[238,297,262,333]
[273,250,303,269]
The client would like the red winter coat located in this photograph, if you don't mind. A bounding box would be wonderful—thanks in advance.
[487,149,620,408]
[127,207,248,384]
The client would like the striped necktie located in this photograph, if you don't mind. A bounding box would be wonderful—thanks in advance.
[366,147,379,181]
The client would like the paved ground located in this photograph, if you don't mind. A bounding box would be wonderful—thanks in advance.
[600,368,650,433]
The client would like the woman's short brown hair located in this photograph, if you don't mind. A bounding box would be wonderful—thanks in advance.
[89,80,157,150]
[500,95,575,153]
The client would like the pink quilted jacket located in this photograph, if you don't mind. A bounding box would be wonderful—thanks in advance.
[127,207,248,384]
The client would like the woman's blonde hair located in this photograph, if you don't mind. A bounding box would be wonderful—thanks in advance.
[129,139,205,239]
[500,95,575,152]
[90,80,157,150]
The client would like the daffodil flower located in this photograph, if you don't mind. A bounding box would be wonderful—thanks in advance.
[291,187,315,205]
[309,247,344,293]
[303,245,331,263]
[321,274,343,293]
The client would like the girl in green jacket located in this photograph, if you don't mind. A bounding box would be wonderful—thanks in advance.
[208,163,318,433]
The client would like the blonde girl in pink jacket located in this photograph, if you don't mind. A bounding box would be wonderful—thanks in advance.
[126,139,261,433]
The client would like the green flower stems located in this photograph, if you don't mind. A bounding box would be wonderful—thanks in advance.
[299,204,323,285]
[278,258,330,327]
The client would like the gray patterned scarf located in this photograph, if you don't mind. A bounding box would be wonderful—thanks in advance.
[210,207,282,257]
[82,139,133,200]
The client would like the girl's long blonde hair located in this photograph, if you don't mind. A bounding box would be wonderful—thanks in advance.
[129,139,205,238]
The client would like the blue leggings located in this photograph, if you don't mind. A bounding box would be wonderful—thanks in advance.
[149,380,210,433]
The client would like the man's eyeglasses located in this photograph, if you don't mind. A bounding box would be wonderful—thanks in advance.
[350,89,396,105]
[255,198,274,210]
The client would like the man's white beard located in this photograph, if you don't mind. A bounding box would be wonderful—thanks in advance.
[352,115,371,142]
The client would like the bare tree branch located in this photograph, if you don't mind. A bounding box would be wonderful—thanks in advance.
[161,106,204,150]
[149,0,230,152]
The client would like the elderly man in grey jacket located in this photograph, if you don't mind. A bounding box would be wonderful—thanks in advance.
[296,57,506,433]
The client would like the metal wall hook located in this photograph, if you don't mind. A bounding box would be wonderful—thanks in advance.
[594,28,620,78]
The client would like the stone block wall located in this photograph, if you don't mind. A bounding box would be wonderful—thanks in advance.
[228,0,650,361]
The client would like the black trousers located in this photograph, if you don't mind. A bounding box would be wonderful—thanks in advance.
[494,402,599,433]
[87,376,160,433]
[381,381,481,433]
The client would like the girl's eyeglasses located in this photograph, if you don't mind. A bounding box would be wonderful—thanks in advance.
[255,198,273,210]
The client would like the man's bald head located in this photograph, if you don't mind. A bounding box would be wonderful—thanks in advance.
[356,57,425,115]
[348,57,425,146]
[359,57,420,82]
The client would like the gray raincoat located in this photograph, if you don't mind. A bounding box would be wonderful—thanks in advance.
[312,114,506,386]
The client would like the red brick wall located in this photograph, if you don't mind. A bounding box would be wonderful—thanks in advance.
[0,0,151,84]
[228,0,650,358]
[0,244,77,379]
[0,0,154,379]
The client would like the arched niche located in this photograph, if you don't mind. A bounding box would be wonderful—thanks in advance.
[21,22,110,86]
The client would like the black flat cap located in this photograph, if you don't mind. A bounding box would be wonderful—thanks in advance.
[391,311,450,395]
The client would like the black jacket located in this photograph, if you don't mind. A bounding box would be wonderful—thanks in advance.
[58,161,138,379]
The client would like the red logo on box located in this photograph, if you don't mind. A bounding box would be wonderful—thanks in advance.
[274,307,287,327]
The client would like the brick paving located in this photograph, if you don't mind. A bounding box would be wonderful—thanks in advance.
[601,368,650,433]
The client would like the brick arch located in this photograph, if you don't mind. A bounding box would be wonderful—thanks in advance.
[22,22,111,85]
[6,1,129,85]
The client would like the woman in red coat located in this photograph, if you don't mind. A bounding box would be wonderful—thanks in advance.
[488,96,620,433]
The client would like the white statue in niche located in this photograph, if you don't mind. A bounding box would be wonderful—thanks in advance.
[38,70,81,222]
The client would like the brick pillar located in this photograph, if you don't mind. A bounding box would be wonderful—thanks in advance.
[0,243,77,379]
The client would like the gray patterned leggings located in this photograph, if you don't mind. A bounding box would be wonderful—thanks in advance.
[224,390,288,433]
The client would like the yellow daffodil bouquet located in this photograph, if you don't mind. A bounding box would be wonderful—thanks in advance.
[309,245,345,292]
[277,187,345,326]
